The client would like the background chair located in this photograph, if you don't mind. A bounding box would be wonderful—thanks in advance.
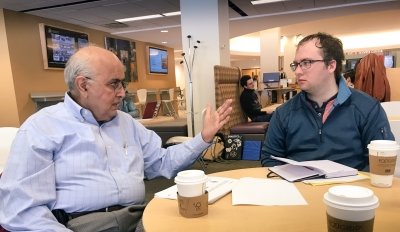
[136,89,147,117]
[214,65,268,161]
[381,101,400,177]
[161,88,177,118]
[0,127,19,175]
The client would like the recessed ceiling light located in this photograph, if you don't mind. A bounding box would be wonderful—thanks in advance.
[161,30,168,33]
[162,41,167,44]
[163,11,181,17]
[251,0,286,5]
[116,14,162,22]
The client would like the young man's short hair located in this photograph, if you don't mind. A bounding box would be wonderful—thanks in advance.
[240,75,252,87]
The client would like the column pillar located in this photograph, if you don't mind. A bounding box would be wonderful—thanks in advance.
[180,0,230,136]
[259,28,280,105]
[260,28,281,73]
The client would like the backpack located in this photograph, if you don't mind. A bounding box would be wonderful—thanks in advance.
[202,133,225,162]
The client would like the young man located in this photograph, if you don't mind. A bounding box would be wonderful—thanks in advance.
[240,75,272,122]
[0,46,232,231]
[260,32,394,171]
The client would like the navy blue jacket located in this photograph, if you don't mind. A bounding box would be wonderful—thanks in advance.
[261,78,394,171]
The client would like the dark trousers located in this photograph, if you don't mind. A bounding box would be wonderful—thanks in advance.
[253,113,272,122]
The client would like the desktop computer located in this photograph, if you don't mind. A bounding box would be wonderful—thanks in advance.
[262,72,280,88]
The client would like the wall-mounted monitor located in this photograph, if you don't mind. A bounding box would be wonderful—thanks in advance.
[384,55,395,68]
[39,24,89,69]
[148,46,168,74]
[263,72,280,83]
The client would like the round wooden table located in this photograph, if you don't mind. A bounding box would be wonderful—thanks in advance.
[143,168,400,232]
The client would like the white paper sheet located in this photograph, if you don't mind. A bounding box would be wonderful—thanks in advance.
[232,177,307,206]
[154,176,237,204]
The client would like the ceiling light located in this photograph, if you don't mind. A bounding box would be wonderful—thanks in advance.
[116,14,163,22]
[339,31,400,51]
[163,11,181,17]
[162,41,168,44]
[251,0,287,5]
[161,30,168,33]
[230,36,260,53]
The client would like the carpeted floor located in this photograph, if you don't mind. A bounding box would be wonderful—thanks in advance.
[144,159,261,202]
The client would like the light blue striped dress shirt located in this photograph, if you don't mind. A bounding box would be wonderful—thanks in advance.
[0,92,209,231]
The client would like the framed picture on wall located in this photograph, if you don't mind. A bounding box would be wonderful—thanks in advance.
[105,37,138,82]
[39,23,89,69]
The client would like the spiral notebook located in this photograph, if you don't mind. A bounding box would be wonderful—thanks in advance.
[268,156,358,182]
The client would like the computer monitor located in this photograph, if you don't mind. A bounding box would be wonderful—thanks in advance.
[263,72,280,87]
[384,55,395,68]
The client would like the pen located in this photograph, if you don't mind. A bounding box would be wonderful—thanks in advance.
[123,143,128,156]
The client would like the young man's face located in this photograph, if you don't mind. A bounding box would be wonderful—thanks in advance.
[293,39,336,94]
[245,79,255,89]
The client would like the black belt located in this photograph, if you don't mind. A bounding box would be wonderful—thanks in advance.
[52,205,125,225]
[68,205,125,219]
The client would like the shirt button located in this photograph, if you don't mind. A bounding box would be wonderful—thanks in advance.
[318,113,322,117]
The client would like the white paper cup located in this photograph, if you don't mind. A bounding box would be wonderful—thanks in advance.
[324,185,379,232]
[174,170,207,197]
[368,140,400,187]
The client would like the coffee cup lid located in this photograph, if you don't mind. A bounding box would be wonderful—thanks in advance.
[174,170,207,185]
[368,140,400,151]
[324,185,379,211]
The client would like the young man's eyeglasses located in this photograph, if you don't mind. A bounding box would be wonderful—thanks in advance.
[289,59,327,72]
[84,76,127,92]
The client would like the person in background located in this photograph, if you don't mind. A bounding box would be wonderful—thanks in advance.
[279,67,287,80]
[120,90,140,118]
[240,75,273,122]
[0,46,233,231]
[252,75,259,90]
[260,32,394,171]
[343,69,355,88]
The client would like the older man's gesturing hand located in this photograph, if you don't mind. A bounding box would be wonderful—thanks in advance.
[201,99,233,143]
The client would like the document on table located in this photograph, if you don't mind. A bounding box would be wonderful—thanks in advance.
[154,176,237,204]
[232,177,307,206]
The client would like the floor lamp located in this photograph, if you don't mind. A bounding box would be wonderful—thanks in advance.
[181,35,200,136]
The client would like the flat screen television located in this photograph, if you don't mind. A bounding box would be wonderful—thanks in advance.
[384,55,395,68]
[39,24,89,69]
[263,72,280,84]
[148,46,168,74]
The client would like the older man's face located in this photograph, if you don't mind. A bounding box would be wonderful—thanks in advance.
[83,57,126,122]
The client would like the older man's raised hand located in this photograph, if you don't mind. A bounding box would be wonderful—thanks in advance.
[201,99,233,143]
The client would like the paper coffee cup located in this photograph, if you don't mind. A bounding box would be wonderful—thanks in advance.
[174,170,207,197]
[324,185,379,232]
[368,140,400,187]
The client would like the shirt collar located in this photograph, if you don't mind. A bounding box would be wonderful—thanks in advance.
[64,92,99,125]
[300,75,351,107]
[335,76,352,106]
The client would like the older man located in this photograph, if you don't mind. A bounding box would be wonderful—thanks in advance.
[0,46,232,231]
